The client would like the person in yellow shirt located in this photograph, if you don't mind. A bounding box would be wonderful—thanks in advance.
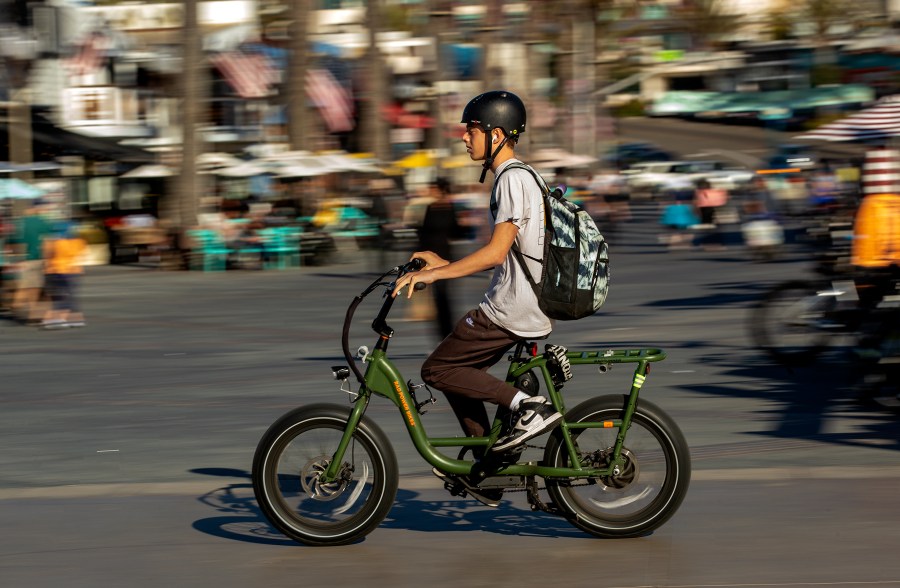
[41,222,87,329]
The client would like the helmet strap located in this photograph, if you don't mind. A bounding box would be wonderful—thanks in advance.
[479,132,509,184]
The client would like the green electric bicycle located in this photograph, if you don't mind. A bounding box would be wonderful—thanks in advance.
[252,259,691,546]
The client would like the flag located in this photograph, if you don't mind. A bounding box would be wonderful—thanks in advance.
[210,51,278,99]
[305,68,355,134]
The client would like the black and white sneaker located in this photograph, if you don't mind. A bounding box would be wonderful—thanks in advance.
[432,468,503,508]
[491,395,562,453]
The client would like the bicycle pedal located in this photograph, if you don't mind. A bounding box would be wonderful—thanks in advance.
[443,481,467,497]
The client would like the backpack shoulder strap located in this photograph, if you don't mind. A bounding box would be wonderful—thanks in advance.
[494,161,551,196]
[492,161,551,289]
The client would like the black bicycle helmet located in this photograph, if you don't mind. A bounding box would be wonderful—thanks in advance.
[460,90,527,182]
[460,90,527,137]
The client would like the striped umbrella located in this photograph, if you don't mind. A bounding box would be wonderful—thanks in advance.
[795,95,900,143]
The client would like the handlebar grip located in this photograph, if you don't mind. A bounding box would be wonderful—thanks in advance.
[414,282,427,291]
[407,257,426,271]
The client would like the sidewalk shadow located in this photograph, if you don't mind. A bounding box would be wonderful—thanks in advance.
[189,468,584,546]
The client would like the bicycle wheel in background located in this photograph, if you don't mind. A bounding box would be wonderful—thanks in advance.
[252,403,398,546]
[749,279,838,365]
[543,395,691,539]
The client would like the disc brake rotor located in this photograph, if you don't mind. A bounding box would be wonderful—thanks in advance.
[585,447,639,491]
[300,456,349,501]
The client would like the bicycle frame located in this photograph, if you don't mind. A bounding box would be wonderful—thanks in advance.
[320,261,667,484]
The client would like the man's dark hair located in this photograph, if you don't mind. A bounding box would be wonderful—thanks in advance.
[433,177,452,195]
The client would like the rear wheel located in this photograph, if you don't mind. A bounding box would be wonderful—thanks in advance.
[252,403,398,546]
[543,395,690,538]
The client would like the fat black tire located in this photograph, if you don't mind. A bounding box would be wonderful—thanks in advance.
[252,403,398,546]
[749,280,835,365]
[543,395,690,538]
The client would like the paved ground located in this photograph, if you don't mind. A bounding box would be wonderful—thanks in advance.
[2,202,900,587]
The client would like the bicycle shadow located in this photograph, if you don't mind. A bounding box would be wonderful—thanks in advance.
[667,342,900,455]
[189,467,584,547]
[611,276,900,454]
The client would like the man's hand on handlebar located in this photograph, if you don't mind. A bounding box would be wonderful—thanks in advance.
[392,252,447,299]
[407,251,448,270]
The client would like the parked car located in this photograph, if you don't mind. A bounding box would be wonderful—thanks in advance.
[623,160,756,196]
[602,142,675,170]
[621,161,685,195]
[760,144,818,173]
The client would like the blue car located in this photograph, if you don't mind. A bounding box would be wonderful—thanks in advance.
[603,142,676,169]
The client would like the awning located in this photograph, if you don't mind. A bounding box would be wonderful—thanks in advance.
[13,111,156,164]
[795,95,900,144]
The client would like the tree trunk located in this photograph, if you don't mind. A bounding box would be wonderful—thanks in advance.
[360,0,389,161]
[288,0,317,151]
[165,0,205,234]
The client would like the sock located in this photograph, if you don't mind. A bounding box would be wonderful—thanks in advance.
[510,391,530,411]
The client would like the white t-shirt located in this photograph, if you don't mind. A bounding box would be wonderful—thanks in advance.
[479,159,552,338]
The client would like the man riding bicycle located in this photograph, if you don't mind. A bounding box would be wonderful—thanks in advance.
[393,90,561,506]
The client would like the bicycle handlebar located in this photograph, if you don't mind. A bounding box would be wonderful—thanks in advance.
[406,257,426,272]
[341,258,426,384]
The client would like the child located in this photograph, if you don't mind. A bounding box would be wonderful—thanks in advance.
[41,222,87,329]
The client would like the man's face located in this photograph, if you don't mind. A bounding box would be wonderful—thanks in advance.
[463,123,488,161]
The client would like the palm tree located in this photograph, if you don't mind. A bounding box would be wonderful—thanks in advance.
[288,0,315,151]
[360,0,390,161]
[165,0,205,231]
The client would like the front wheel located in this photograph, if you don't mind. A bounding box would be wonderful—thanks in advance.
[749,280,837,365]
[543,395,691,538]
[252,403,398,546]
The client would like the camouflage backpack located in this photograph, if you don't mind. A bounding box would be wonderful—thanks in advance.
[494,162,610,320]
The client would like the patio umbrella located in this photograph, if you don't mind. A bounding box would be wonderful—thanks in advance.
[440,153,475,169]
[275,163,333,179]
[121,164,176,178]
[528,148,598,169]
[0,178,47,199]
[214,161,270,178]
[795,95,900,143]
[265,152,335,178]
[197,152,243,172]
[318,152,383,174]
[393,150,434,169]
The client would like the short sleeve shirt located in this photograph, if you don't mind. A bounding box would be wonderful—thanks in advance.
[479,159,552,338]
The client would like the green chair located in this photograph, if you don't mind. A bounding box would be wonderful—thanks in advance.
[258,227,293,270]
[277,226,303,268]
[186,229,231,271]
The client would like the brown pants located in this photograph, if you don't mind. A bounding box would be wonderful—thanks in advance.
[421,308,522,438]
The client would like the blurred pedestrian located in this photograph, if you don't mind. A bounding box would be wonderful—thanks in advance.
[0,204,14,313]
[419,177,463,339]
[41,222,88,329]
[659,189,698,250]
[739,176,784,260]
[849,149,900,390]
[693,178,729,250]
[10,199,53,324]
